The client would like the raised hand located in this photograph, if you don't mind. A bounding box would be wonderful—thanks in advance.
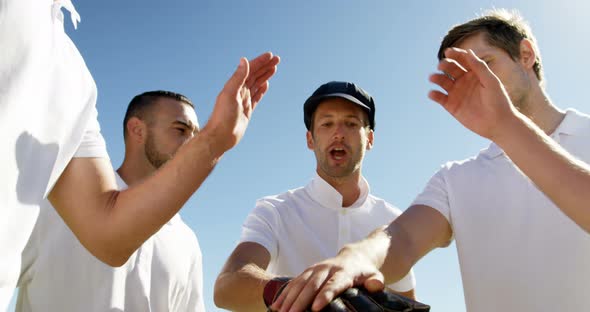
[428,48,517,141]
[202,52,280,157]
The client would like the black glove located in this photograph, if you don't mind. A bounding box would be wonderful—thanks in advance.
[263,277,430,312]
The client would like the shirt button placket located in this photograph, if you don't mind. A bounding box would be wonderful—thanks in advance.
[337,209,351,250]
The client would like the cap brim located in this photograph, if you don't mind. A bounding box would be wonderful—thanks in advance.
[310,93,371,111]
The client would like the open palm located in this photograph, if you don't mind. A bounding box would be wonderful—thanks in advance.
[428,48,515,141]
[204,52,280,157]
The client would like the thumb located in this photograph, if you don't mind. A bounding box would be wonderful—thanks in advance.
[222,57,249,95]
[363,272,385,292]
[465,49,499,87]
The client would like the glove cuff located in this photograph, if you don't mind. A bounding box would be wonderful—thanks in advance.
[263,277,291,308]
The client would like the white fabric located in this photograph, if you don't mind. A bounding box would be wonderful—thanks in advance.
[241,175,416,292]
[412,109,590,311]
[0,0,99,308]
[73,107,108,158]
[17,173,205,312]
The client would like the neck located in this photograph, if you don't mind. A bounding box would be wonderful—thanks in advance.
[518,86,565,135]
[117,152,156,186]
[317,169,362,207]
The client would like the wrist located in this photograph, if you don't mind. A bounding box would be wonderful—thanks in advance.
[196,126,228,160]
[177,130,224,171]
[490,108,529,148]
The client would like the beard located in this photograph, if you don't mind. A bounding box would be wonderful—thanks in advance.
[144,131,171,169]
[506,67,532,114]
[318,160,359,179]
[316,144,364,179]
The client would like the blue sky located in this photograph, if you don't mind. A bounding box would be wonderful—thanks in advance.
[9,1,590,311]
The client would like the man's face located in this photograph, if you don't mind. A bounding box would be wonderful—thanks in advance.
[457,32,532,110]
[307,98,373,179]
[144,98,199,169]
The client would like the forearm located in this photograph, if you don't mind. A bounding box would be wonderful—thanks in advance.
[337,225,413,286]
[50,131,222,266]
[494,112,590,233]
[380,225,418,285]
[109,131,221,252]
[353,206,449,286]
[214,263,273,312]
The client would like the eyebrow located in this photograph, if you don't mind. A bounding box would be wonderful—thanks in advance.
[472,48,494,59]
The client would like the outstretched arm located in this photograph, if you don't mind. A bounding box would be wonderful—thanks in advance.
[429,47,590,233]
[271,205,451,312]
[214,242,274,312]
[49,53,280,266]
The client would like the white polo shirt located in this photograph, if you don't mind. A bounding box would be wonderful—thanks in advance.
[0,0,100,307]
[241,175,416,292]
[412,109,590,311]
[17,173,205,312]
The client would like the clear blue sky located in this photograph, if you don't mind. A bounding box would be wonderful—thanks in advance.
[9,1,590,311]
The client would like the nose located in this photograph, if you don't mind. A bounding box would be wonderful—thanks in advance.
[332,123,345,141]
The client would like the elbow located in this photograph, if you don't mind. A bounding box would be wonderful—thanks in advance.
[214,273,249,311]
[82,239,134,267]
[100,252,132,267]
[213,276,231,309]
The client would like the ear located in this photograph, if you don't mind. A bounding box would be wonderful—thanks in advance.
[126,117,147,143]
[519,39,536,70]
[306,131,314,150]
[365,129,374,151]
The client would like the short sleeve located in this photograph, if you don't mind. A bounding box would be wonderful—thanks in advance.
[411,167,451,224]
[387,268,416,292]
[239,199,279,259]
[73,107,109,158]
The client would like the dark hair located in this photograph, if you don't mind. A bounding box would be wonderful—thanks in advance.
[122,90,194,139]
[438,9,543,82]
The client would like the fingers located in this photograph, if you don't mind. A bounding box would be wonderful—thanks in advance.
[222,57,250,95]
[429,72,454,93]
[272,269,328,312]
[291,274,330,312]
[437,57,467,82]
[247,64,278,91]
[465,49,499,86]
[251,81,269,110]
[311,272,353,311]
[248,52,274,73]
[443,48,496,86]
[427,90,448,107]
[427,72,452,110]
[246,55,280,89]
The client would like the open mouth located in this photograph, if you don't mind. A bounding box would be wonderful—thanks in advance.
[330,147,347,160]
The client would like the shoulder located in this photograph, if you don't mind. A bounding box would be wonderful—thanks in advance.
[562,108,590,135]
[256,185,307,210]
[366,194,403,215]
[565,108,590,120]
[433,150,494,178]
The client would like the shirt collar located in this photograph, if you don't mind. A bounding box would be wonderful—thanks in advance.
[481,109,586,159]
[305,174,370,211]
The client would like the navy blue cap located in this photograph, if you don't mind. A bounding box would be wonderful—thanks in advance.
[303,81,375,130]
